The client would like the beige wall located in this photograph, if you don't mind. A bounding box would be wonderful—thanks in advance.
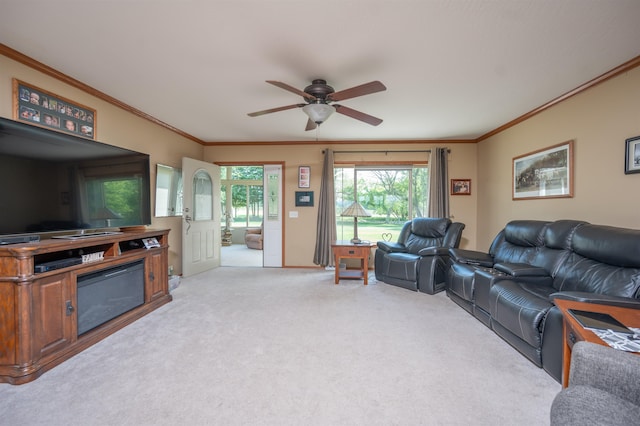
[8,49,636,270]
[206,142,478,267]
[477,66,640,249]
[0,55,204,274]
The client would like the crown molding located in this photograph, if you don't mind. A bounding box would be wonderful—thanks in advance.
[3,43,639,147]
[477,54,640,142]
[203,139,474,147]
[0,43,206,145]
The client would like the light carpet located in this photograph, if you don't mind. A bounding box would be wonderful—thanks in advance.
[0,267,560,425]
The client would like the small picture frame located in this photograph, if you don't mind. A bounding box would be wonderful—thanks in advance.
[298,166,310,188]
[142,237,160,249]
[451,179,471,195]
[624,135,640,174]
[295,191,314,207]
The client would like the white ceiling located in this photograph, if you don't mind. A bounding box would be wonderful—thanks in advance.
[2,0,640,143]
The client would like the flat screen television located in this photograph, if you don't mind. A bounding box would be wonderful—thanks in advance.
[0,117,151,241]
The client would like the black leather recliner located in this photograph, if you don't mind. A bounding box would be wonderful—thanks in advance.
[374,218,465,293]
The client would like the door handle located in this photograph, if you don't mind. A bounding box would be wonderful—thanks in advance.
[184,213,192,235]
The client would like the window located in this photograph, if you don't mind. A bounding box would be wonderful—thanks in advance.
[220,166,263,228]
[334,165,429,242]
[193,170,213,221]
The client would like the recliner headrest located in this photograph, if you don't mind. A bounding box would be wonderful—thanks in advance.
[411,218,450,238]
[544,220,587,249]
[572,224,640,267]
[503,220,549,247]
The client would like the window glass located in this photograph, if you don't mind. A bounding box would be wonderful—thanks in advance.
[193,170,212,221]
[335,165,428,242]
[220,166,263,227]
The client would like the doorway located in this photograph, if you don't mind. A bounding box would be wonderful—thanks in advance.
[219,164,281,267]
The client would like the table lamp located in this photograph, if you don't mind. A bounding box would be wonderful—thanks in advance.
[340,201,371,244]
[91,206,122,227]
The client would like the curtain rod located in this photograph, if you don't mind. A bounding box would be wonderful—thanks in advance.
[322,149,450,154]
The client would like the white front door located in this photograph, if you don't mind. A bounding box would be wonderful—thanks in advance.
[182,157,220,276]
[263,164,282,267]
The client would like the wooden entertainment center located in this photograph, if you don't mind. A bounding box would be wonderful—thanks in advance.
[0,228,171,385]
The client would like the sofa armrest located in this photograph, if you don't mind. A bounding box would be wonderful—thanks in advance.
[376,241,407,253]
[551,292,640,309]
[418,246,450,256]
[569,341,640,406]
[448,248,493,267]
[494,262,549,277]
[245,228,262,235]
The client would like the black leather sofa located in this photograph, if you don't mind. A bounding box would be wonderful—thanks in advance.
[374,218,465,294]
[446,220,640,382]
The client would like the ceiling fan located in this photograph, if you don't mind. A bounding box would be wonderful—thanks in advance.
[248,79,386,131]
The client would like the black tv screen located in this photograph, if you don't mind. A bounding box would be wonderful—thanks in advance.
[0,117,151,238]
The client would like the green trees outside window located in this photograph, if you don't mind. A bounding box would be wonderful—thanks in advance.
[335,166,429,242]
[221,166,263,228]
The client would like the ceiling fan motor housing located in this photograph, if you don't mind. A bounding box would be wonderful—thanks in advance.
[304,79,334,102]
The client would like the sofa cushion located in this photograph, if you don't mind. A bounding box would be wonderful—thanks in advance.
[403,218,451,254]
[411,217,450,237]
[502,220,549,247]
[383,253,420,282]
[543,219,586,249]
[572,224,640,268]
[551,385,640,426]
[553,254,640,297]
[491,221,549,265]
[447,262,476,302]
[489,280,556,348]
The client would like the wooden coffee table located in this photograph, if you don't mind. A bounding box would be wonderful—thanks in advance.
[554,298,640,387]
[331,241,376,285]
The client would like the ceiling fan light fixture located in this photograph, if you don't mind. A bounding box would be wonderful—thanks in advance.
[302,103,335,124]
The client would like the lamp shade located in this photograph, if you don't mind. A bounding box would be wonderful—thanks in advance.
[340,201,370,217]
[302,103,335,124]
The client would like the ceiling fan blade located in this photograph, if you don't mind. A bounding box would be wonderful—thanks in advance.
[266,80,317,101]
[305,118,317,131]
[334,105,383,126]
[327,81,386,102]
[247,104,305,117]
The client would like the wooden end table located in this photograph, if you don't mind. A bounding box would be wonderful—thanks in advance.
[331,241,376,285]
[554,298,640,387]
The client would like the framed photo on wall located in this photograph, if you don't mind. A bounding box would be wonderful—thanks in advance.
[624,135,640,174]
[12,78,97,140]
[295,191,314,207]
[513,140,574,200]
[298,166,310,188]
[451,179,471,195]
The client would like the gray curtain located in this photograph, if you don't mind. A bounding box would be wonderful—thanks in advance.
[313,149,336,266]
[428,147,450,218]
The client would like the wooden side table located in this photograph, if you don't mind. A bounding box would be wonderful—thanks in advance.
[554,298,640,387]
[331,241,376,285]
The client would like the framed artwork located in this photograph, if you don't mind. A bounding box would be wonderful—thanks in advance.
[451,179,471,195]
[513,140,574,200]
[624,135,640,174]
[13,78,97,140]
[295,191,314,207]
[298,166,310,188]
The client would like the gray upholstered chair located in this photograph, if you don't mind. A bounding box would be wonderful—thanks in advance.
[550,341,640,425]
[374,218,465,293]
